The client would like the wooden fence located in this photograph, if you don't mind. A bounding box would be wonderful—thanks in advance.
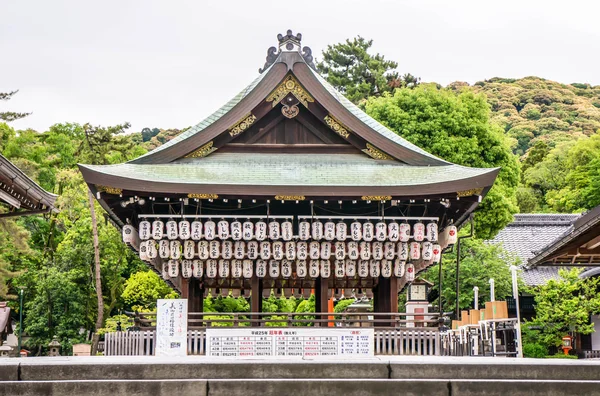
[105,328,440,356]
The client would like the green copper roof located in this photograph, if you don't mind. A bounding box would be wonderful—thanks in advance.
[81,153,495,188]
[134,66,272,161]
[308,67,447,164]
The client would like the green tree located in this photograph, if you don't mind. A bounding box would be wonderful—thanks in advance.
[317,37,417,104]
[422,237,517,312]
[526,269,600,350]
[0,91,30,122]
[121,271,177,311]
[365,84,520,238]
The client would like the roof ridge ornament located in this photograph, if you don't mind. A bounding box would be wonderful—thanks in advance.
[259,29,316,73]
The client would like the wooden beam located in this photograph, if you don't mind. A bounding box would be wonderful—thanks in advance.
[244,114,285,144]
[585,235,600,250]
[251,275,263,327]
[295,112,336,144]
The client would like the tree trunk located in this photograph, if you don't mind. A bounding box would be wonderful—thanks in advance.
[88,189,104,355]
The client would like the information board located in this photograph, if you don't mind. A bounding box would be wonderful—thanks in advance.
[206,328,374,357]
[155,299,188,357]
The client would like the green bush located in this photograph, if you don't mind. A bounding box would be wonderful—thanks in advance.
[523,342,547,358]
[546,353,578,359]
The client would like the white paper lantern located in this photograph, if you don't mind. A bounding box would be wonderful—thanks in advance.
[260,241,271,260]
[413,222,425,242]
[242,259,253,278]
[375,222,387,241]
[388,222,400,242]
[309,260,320,278]
[335,260,345,278]
[399,223,410,242]
[381,260,392,278]
[324,222,335,241]
[334,241,346,260]
[358,260,369,278]
[362,222,374,242]
[347,241,359,260]
[359,241,371,260]
[123,225,137,245]
[168,260,179,278]
[198,241,209,260]
[273,241,284,260]
[397,242,409,261]
[192,260,203,278]
[159,240,170,259]
[447,225,458,245]
[232,259,243,278]
[206,259,217,278]
[345,259,356,277]
[147,241,157,259]
[152,220,164,240]
[320,242,332,259]
[422,242,434,261]
[234,241,245,259]
[281,221,293,241]
[161,261,169,280]
[269,260,280,278]
[285,241,296,260]
[394,260,405,277]
[170,240,181,259]
[406,263,415,282]
[268,221,281,240]
[256,260,267,278]
[298,221,310,240]
[247,241,258,259]
[231,221,242,241]
[183,240,195,259]
[297,242,308,260]
[222,241,233,259]
[384,242,395,260]
[209,241,220,259]
[432,244,442,263]
[218,259,229,278]
[179,220,191,240]
[281,259,292,278]
[296,260,307,278]
[255,221,267,241]
[369,260,381,277]
[204,220,216,240]
[138,221,151,240]
[426,223,438,242]
[410,242,421,260]
[181,259,193,278]
[350,221,362,241]
[320,260,331,278]
[218,220,230,240]
[311,221,323,240]
[372,242,383,260]
[242,221,254,240]
[309,241,320,260]
[336,222,347,241]
[166,220,178,240]
[191,220,202,240]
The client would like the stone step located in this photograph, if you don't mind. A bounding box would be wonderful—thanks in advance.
[2,378,600,396]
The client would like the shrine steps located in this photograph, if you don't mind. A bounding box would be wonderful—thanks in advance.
[2,356,600,396]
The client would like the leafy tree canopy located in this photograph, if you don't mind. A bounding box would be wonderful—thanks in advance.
[364,84,520,238]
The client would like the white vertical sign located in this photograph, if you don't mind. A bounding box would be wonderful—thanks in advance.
[156,299,188,357]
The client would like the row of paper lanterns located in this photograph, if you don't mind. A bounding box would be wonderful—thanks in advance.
[161,258,417,281]
[139,239,442,263]
[137,219,451,243]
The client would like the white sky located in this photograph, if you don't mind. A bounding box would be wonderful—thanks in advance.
[2,0,600,133]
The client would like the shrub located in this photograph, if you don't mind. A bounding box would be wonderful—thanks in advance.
[523,342,547,358]
[546,353,578,359]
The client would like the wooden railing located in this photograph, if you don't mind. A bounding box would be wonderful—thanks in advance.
[104,328,441,357]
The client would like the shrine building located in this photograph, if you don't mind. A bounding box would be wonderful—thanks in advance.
[79,30,500,321]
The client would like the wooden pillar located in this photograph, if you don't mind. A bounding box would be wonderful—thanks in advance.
[251,276,263,327]
[374,277,398,327]
[314,278,329,327]
[188,278,204,313]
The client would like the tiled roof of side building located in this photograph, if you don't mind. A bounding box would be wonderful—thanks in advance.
[488,213,581,286]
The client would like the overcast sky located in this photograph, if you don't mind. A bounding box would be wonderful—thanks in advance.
[2,0,599,133]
